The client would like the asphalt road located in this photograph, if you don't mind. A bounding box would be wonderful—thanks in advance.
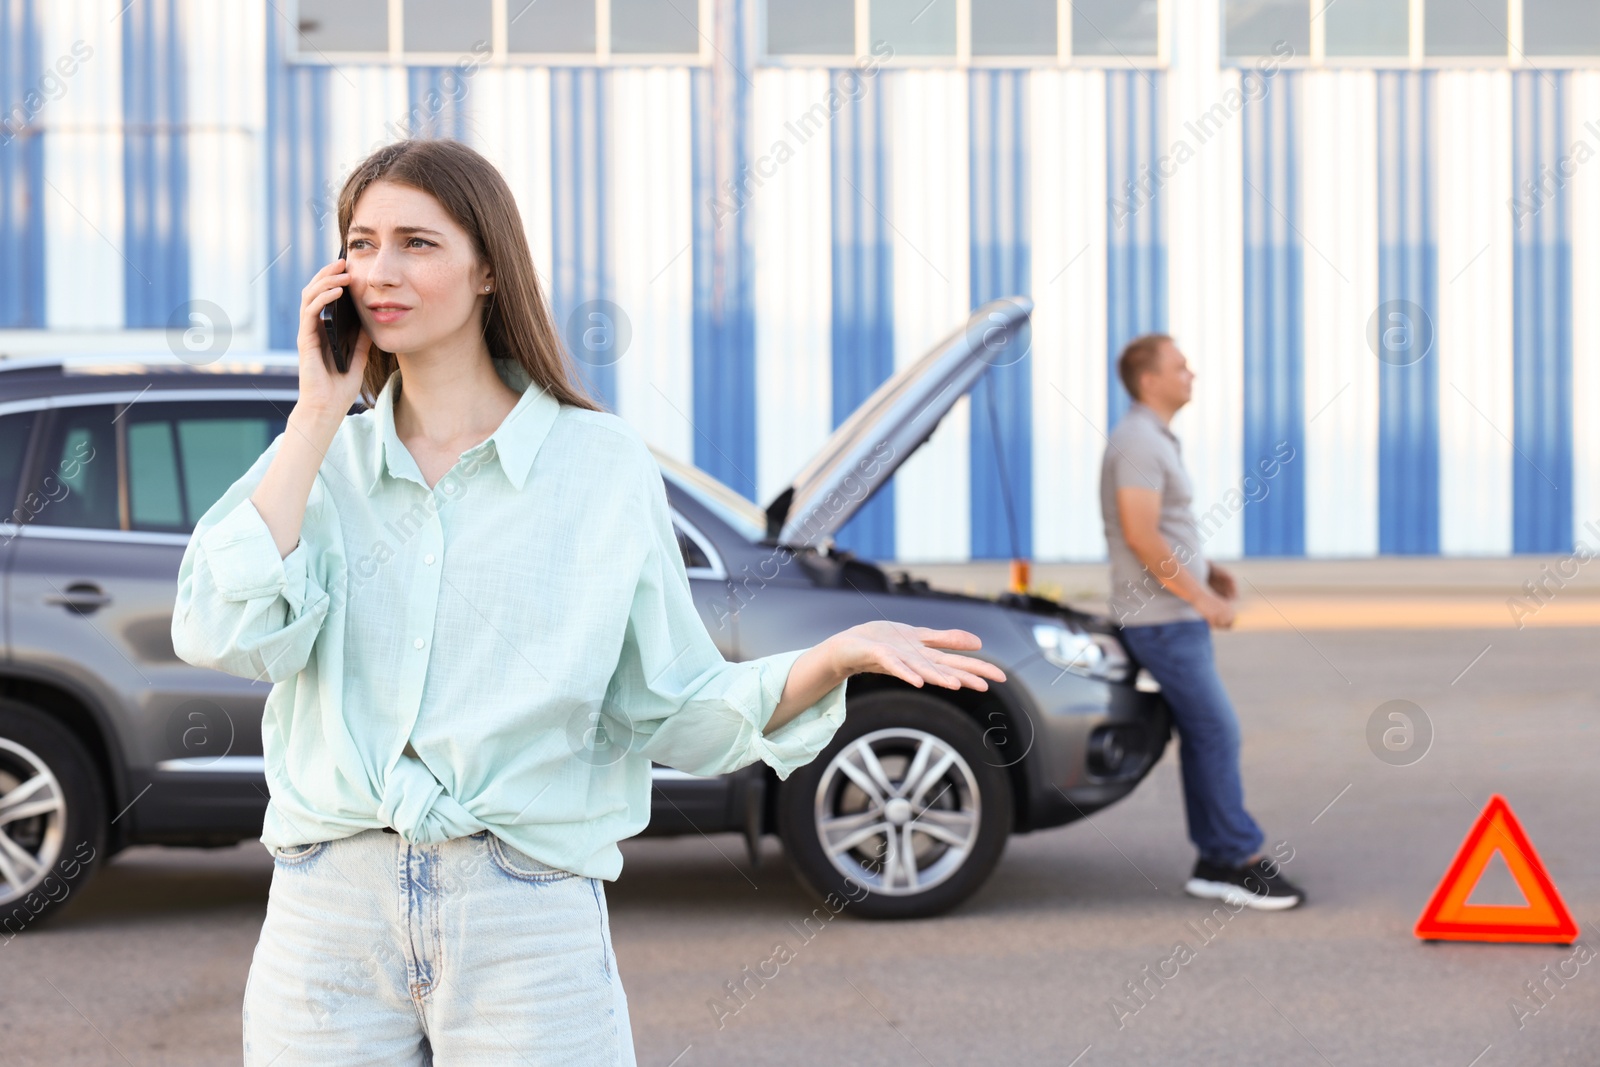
[4,623,1597,1066]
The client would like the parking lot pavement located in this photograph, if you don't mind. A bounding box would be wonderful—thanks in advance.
[4,623,1596,1066]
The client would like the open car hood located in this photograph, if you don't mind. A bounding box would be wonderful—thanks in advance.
[764,295,1032,549]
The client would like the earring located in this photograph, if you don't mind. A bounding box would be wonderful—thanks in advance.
[484,285,492,292]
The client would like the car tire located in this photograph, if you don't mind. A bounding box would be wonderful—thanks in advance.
[0,699,107,933]
[777,690,1012,920]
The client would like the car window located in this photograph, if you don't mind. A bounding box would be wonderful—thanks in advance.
[125,402,287,534]
[24,405,118,530]
[0,409,38,525]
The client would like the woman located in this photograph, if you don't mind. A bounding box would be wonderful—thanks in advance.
[171,138,1004,1066]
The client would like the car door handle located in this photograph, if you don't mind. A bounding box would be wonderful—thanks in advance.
[45,584,113,615]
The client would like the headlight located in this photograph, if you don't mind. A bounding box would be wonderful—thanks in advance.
[1032,622,1133,683]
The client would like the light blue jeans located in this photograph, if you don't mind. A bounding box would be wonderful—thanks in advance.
[243,828,636,1066]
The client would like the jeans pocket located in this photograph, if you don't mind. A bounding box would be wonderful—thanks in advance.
[485,833,578,884]
[591,878,614,980]
[272,840,328,866]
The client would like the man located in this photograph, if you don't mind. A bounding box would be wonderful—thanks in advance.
[1098,333,1304,910]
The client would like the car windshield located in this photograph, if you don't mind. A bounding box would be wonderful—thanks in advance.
[651,446,767,545]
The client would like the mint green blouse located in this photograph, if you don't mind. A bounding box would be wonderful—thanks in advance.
[170,359,849,880]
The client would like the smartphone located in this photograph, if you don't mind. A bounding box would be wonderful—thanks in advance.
[319,245,359,374]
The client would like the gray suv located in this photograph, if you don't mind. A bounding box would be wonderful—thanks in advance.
[0,296,1170,927]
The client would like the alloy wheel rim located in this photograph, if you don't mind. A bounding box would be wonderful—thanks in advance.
[0,739,68,908]
[813,728,981,897]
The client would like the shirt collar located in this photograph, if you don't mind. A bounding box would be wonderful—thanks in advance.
[1128,400,1178,443]
[366,358,561,496]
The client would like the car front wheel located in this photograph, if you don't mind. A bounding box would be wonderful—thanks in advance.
[0,699,106,933]
[777,690,1012,920]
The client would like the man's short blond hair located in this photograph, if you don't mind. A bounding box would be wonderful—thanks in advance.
[1116,333,1174,402]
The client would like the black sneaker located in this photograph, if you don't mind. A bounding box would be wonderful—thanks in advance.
[1185,856,1305,910]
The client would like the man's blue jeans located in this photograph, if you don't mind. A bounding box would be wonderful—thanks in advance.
[1118,619,1264,868]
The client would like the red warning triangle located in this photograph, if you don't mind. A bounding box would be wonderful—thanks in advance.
[1414,794,1577,944]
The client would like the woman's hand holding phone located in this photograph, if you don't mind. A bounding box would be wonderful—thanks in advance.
[251,257,372,561]
[297,256,372,418]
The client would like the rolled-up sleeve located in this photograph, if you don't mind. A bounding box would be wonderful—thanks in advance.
[607,442,847,779]
[170,435,338,684]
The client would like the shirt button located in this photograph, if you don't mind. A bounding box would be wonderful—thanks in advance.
[424,553,436,565]
[414,638,425,649]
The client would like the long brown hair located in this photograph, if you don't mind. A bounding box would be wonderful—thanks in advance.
[335,138,604,413]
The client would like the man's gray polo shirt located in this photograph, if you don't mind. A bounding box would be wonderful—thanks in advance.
[1099,401,1208,626]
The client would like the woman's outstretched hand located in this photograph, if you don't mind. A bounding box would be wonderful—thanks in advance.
[765,622,1007,735]
[827,621,1007,691]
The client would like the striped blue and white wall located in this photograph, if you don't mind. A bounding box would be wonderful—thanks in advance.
[2,0,1596,561]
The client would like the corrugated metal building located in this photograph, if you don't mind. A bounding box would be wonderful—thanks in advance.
[1,0,1595,563]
